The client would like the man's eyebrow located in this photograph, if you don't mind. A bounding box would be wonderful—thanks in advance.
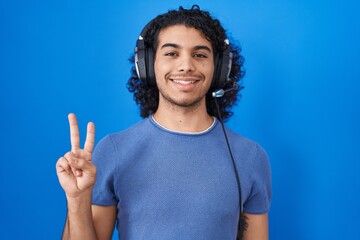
[193,45,212,53]
[160,43,212,53]
[161,43,181,49]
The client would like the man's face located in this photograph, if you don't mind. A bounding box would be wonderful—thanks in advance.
[154,24,214,108]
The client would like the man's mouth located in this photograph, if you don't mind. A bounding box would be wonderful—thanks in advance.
[169,74,202,84]
[172,79,197,85]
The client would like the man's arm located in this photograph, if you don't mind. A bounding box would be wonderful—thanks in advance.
[92,205,117,239]
[62,202,117,240]
[56,113,116,239]
[243,213,269,240]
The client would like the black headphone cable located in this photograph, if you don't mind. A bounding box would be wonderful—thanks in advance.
[214,98,245,240]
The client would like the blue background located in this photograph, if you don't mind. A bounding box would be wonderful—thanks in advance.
[1,0,359,239]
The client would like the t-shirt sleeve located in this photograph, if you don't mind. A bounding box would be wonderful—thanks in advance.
[91,135,118,206]
[243,143,272,214]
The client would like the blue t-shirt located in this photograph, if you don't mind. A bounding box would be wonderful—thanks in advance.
[92,117,271,240]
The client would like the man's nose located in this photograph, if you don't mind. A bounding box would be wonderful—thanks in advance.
[177,55,195,72]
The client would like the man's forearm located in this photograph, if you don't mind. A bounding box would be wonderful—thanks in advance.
[62,189,97,240]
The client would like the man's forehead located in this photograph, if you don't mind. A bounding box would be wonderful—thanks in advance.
[156,25,212,49]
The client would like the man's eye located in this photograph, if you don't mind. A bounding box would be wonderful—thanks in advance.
[194,53,207,58]
[165,52,177,57]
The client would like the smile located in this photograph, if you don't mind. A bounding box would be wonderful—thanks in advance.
[172,79,197,85]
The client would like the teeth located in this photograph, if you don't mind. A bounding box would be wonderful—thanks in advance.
[173,80,196,85]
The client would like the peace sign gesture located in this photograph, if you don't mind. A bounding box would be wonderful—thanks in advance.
[56,113,97,198]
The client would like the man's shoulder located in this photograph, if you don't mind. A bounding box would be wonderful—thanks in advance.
[223,126,268,156]
[94,118,152,153]
[224,126,256,145]
[107,117,151,140]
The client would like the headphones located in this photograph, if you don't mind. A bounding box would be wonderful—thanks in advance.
[134,22,233,90]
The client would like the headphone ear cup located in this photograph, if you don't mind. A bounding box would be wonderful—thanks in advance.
[211,53,221,90]
[146,47,156,87]
[135,20,157,87]
[135,39,156,87]
[212,43,232,90]
[135,39,148,85]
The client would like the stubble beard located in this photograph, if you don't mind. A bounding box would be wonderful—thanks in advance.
[158,87,208,111]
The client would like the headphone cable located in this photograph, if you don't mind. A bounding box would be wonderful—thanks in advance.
[214,98,243,239]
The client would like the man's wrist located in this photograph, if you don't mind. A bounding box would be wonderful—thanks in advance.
[66,188,93,213]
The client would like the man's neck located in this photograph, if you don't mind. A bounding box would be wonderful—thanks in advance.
[153,100,214,133]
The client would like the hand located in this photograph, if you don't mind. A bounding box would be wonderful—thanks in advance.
[56,113,97,198]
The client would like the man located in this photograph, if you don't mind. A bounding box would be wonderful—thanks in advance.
[56,5,271,240]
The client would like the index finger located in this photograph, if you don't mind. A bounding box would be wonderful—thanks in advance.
[84,122,95,153]
[68,113,80,152]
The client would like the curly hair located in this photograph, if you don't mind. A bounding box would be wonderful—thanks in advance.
[127,5,245,121]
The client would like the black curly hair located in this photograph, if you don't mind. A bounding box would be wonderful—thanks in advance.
[127,5,245,121]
